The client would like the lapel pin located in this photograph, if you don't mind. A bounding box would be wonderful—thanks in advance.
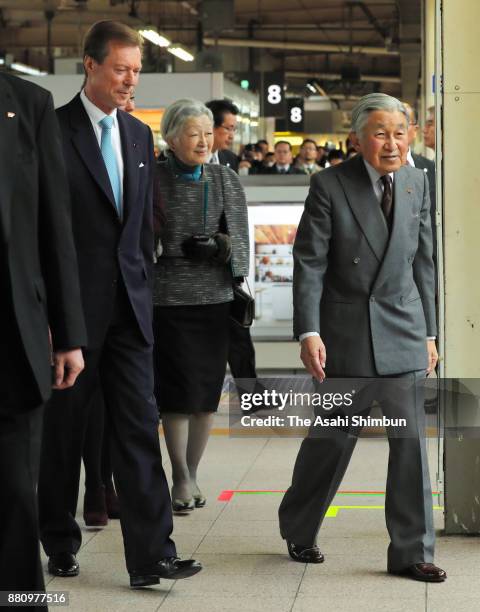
[133,143,137,148]
[7,111,16,118]
[406,188,413,194]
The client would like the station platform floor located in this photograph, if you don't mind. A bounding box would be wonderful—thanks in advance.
[42,409,478,612]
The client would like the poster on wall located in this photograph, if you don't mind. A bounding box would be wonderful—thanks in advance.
[247,205,304,339]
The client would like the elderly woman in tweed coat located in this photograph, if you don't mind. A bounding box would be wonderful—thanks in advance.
[153,99,249,513]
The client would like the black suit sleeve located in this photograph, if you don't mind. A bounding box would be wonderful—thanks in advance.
[141,126,155,285]
[37,91,87,350]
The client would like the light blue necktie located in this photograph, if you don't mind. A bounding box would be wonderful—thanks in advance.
[99,115,122,219]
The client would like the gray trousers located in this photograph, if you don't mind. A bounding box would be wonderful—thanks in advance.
[278,371,435,571]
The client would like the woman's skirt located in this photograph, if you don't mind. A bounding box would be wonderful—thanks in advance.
[153,302,230,414]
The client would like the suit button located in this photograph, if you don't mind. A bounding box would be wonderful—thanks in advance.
[353,257,360,264]
[370,296,375,302]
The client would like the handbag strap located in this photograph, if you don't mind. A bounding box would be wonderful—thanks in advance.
[243,277,253,297]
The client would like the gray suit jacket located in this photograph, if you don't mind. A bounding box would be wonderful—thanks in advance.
[293,154,436,376]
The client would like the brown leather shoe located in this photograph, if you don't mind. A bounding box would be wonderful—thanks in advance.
[83,486,108,528]
[287,541,324,563]
[390,563,447,582]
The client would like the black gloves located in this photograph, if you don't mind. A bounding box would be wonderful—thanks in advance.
[182,234,217,261]
[182,233,232,264]
[212,232,232,264]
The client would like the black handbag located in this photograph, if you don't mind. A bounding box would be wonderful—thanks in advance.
[230,280,255,328]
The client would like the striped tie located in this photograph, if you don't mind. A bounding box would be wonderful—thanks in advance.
[99,116,122,219]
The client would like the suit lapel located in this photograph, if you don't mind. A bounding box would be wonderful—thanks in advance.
[372,166,414,289]
[0,78,19,241]
[68,95,118,216]
[337,155,389,263]
[117,110,140,223]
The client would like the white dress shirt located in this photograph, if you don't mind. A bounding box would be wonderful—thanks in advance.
[80,89,124,208]
[209,150,220,164]
[362,158,394,205]
[299,159,434,341]
[406,148,415,167]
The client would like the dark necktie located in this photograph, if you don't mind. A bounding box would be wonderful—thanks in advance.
[380,174,393,228]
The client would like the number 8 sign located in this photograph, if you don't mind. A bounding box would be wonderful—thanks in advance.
[262,72,285,117]
[287,98,305,131]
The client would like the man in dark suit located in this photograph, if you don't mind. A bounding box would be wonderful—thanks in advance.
[206,98,239,171]
[403,102,437,260]
[0,73,86,601]
[206,98,257,382]
[38,21,201,588]
[278,93,446,582]
[261,141,303,175]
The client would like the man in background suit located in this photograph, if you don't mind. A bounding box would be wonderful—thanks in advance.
[403,102,437,261]
[278,93,446,582]
[261,141,303,175]
[0,73,86,600]
[206,98,257,383]
[294,139,322,175]
[206,98,239,171]
[423,106,436,151]
[38,21,201,588]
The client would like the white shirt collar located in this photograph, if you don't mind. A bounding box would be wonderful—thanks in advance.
[406,148,415,166]
[209,150,220,164]
[80,89,118,127]
[363,158,394,187]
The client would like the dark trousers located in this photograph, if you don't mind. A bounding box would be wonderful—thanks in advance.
[39,285,175,572]
[0,286,46,609]
[82,384,113,491]
[0,406,46,608]
[278,372,435,571]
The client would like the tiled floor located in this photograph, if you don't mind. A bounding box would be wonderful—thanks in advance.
[42,427,477,612]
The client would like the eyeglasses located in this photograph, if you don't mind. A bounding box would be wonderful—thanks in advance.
[220,125,237,133]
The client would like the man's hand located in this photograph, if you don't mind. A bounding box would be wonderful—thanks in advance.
[300,336,327,381]
[52,348,84,390]
[426,339,438,374]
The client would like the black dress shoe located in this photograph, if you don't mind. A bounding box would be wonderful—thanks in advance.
[48,552,79,577]
[390,563,447,582]
[287,541,324,564]
[130,557,202,588]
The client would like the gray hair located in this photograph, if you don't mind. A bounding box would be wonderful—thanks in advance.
[351,93,407,135]
[161,98,213,142]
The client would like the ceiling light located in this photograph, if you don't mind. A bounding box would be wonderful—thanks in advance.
[168,46,195,62]
[139,29,171,47]
[181,1,198,15]
[306,79,327,96]
[11,62,47,76]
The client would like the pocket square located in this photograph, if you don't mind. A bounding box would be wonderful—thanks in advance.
[139,162,145,168]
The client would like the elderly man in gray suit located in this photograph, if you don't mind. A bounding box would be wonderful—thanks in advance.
[278,93,446,582]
